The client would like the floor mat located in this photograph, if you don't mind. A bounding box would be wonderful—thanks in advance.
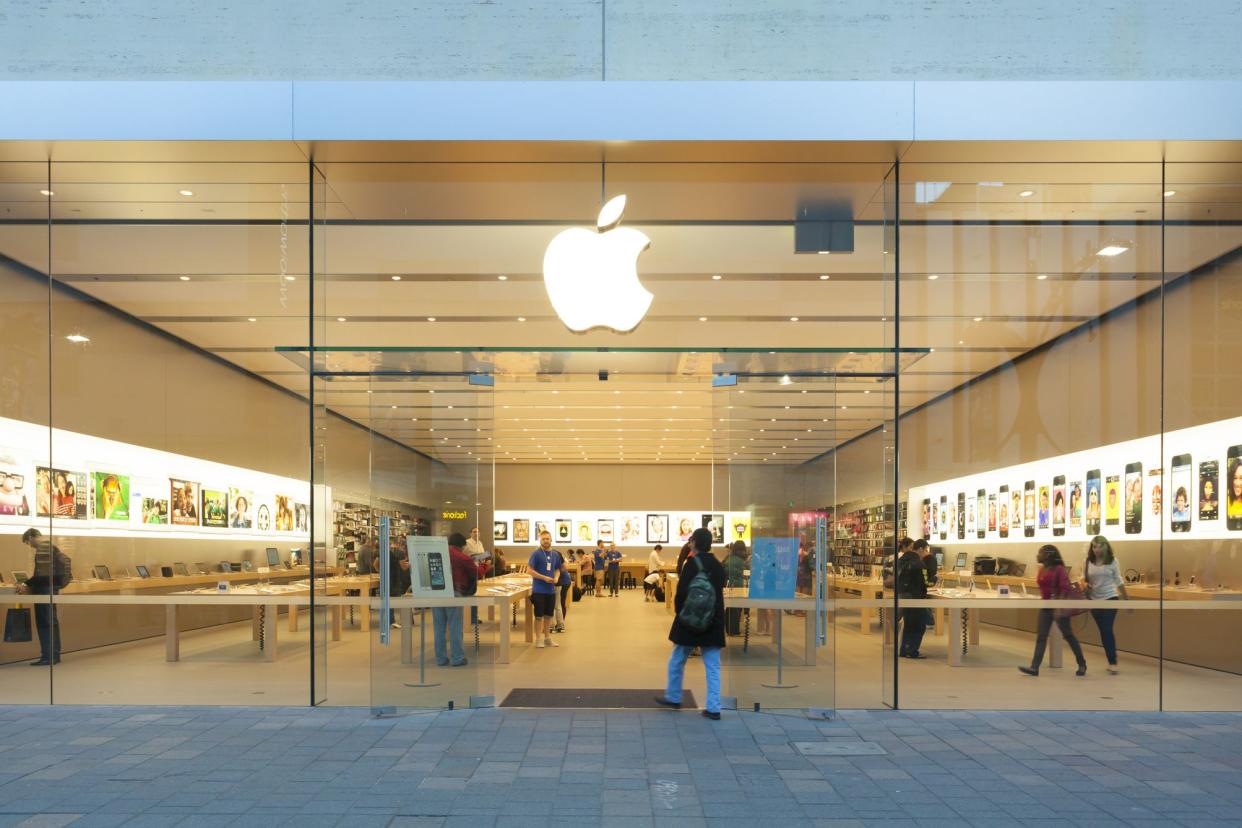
[499,687,699,709]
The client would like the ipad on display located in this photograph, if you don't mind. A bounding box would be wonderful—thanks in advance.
[135,565,150,578]
[265,547,279,567]
[93,565,112,581]
[194,562,209,574]
[173,563,189,576]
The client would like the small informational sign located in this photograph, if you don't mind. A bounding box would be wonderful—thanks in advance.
[216,580,229,593]
[998,584,1010,597]
[408,535,452,598]
[748,537,798,599]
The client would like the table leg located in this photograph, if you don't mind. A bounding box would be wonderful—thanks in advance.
[360,596,371,632]
[264,603,278,662]
[401,607,413,665]
[497,599,511,663]
[859,604,873,634]
[523,596,534,644]
[288,603,299,633]
[487,604,496,623]
[331,605,342,642]
[165,604,179,662]
[947,607,964,667]
[933,606,944,637]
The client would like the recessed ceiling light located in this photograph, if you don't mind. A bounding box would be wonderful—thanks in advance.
[284,275,296,282]
[928,274,939,280]
[498,275,508,281]
[1036,274,1048,280]
[819,274,830,280]
[391,275,402,281]
[426,317,436,322]
[1164,190,1176,197]
[179,275,191,281]
[178,189,194,197]
[337,316,346,322]
[973,316,983,322]
[699,316,708,322]
[1019,190,1035,197]
[39,189,54,196]
[65,333,89,344]
[247,317,257,322]
[1097,245,1129,257]
[410,417,418,422]
[391,405,397,410]
[711,274,722,281]
[958,340,964,345]
[789,317,799,322]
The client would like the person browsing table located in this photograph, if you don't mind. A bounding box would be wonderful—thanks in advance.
[593,541,606,599]
[605,542,623,597]
[528,531,563,648]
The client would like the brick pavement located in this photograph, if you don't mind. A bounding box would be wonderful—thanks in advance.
[0,705,1238,826]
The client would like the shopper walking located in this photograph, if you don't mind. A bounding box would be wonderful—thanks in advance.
[528,530,563,648]
[896,537,928,659]
[1019,544,1088,677]
[431,532,476,667]
[579,549,595,595]
[723,541,747,635]
[656,528,726,719]
[1083,535,1126,674]
[552,554,572,632]
[593,541,606,598]
[606,542,622,597]
[17,529,72,666]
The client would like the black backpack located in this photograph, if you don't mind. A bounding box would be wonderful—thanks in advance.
[677,557,716,632]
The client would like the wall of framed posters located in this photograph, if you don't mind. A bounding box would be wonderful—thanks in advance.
[493,509,752,547]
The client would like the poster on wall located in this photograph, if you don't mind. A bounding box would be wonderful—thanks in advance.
[675,515,696,542]
[575,519,593,543]
[701,513,725,544]
[598,519,614,542]
[0,455,31,517]
[728,512,751,545]
[619,515,642,543]
[1104,475,1120,526]
[407,535,450,597]
[748,537,798,599]
[170,479,199,526]
[201,488,228,528]
[1200,460,1219,521]
[294,502,309,534]
[645,514,666,544]
[493,520,508,541]
[228,487,253,529]
[37,467,87,519]
[274,495,294,531]
[93,472,130,521]
[534,520,549,540]
[554,519,571,543]
[256,503,271,531]
[512,518,530,543]
[141,496,168,525]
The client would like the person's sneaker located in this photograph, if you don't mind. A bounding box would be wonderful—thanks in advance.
[1107,665,1120,675]
[436,659,450,666]
[535,640,545,649]
[701,710,721,721]
[1075,664,1087,677]
[451,659,468,667]
[906,653,926,659]
[1018,666,1038,676]
[28,660,50,667]
[545,637,559,647]
[654,696,681,709]
[391,622,401,629]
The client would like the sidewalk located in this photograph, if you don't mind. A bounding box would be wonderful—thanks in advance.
[0,705,1238,827]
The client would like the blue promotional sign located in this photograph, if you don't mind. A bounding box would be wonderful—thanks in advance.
[748,537,798,599]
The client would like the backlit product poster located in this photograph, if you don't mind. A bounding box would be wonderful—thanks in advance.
[554,519,571,543]
[675,515,696,542]
[619,515,643,543]
[645,514,666,544]
[728,512,752,545]
[201,488,228,528]
[0,456,31,517]
[701,513,725,543]
[141,497,168,525]
[228,487,253,528]
[748,537,798,600]
[512,519,530,543]
[170,479,200,526]
[534,520,549,540]
[274,495,294,531]
[575,519,593,543]
[93,472,130,521]
[907,412,1242,543]
[493,520,508,541]
[598,518,614,542]
[38,467,88,519]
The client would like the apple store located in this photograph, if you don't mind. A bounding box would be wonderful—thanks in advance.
[1,140,1241,712]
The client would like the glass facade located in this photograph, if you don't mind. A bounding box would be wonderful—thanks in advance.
[0,143,1238,711]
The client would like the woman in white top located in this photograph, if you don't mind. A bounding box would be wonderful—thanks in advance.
[645,545,663,602]
[1083,535,1127,674]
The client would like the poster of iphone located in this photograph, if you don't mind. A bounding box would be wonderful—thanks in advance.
[1200,460,1219,521]
[1170,454,1191,533]
[1037,485,1050,530]
[998,485,1010,537]
[1069,480,1083,528]
[1124,462,1142,535]
[1105,475,1121,526]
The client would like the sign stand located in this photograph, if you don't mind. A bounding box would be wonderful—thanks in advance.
[404,608,440,689]
[761,610,798,690]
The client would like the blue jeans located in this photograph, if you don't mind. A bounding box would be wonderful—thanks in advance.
[666,644,721,713]
[432,606,465,665]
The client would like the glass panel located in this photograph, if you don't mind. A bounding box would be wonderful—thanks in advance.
[311,161,329,705]
[897,158,1165,709]
[46,157,313,705]
[0,160,52,700]
[1161,155,1242,710]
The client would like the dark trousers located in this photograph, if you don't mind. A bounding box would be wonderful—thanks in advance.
[1031,608,1086,669]
[34,603,61,662]
[899,607,926,656]
[1090,598,1120,665]
[607,568,620,595]
[559,583,571,619]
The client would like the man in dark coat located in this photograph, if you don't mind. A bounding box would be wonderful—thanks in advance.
[896,537,929,659]
[656,528,726,720]
[17,528,72,666]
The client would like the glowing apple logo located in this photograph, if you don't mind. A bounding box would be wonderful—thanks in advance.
[543,194,652,333]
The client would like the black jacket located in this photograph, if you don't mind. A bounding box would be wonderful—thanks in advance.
[27,541,72,595]
[895,550,927,599]
[668,551,726,649]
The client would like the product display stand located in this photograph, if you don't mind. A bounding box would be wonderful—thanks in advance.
[760,610,798,689]
[403,608,440,689]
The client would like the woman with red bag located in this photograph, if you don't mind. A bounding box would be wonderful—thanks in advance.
[1019,544,1088,677]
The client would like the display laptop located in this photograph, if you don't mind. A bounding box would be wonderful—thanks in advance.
[173,562,190,576]
[93,564,112,581]
[954,552,968,570]
[194,562,210,574]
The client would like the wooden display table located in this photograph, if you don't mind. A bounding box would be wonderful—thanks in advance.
[723,588,819,666]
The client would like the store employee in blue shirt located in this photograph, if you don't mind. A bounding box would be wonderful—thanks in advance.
[605,542,623,597]
[528,531,563,649]
[593,542,607,599]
